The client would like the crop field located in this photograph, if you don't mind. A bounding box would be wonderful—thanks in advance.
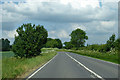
[0,51,14,58]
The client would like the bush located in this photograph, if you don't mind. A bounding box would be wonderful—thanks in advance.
[12,23,48,58]
[0,38,10,51]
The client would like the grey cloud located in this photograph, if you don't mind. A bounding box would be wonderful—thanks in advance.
[1,2,118,45]
[2,22,17,31]
[2,2,117,23]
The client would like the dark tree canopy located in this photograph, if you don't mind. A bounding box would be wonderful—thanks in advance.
[45,38,62,49]
[0,38,10,51]
[55,39,63,48]
[105,34,116,51]
[70,28,88,48]
[64,42,73,49]
[12,23,48,58]
[114,38,120,51]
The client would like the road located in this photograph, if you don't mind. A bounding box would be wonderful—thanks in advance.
[27,52,119,79]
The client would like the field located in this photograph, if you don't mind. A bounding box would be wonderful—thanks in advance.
[2,48,57,79]
[0,51,14,58]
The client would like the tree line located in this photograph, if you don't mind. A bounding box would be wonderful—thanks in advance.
[1,23,120,58]
[64,31,120,53]
[0,38,11,51]
[84,34,120,53]
[0,23,63,58]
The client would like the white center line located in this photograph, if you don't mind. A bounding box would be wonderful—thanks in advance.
[65,53,105,80]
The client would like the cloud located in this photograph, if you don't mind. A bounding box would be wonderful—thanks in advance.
[71,24,87,31]
[58,30,69,38]
[100,21,115,28]
[2,29,18,38]
[49,30,69,38]
[1,1,117,23]
[1,0,118,45]
[2,22,17,31]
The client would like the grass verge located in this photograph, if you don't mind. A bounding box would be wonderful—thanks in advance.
[57,49,119,64]
[2,50,57,79]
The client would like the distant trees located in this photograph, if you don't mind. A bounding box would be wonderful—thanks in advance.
[64,28,88,49]
[105,34,116,51]
[0,38,10,51]
[45,38,62,49]
[3,22,119,58]
[84,34,120,53]
[64,42,73,49]
[12,23,48,58]
[114,38,120,51]
[63,28,119,53]
[70,29,88,48]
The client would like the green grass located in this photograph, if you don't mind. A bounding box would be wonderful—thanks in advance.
[2,50,57,79]
[1,51,14,58]
[58,49,119,64]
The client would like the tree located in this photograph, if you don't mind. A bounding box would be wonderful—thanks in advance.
[55,39,63,49]
[45,38,62,49]
[114,38,120,51]
[64,42,73,49]
[12,23,48,58]
[105,34,116,51]
[0,38,10,51]
[70,28,88,48]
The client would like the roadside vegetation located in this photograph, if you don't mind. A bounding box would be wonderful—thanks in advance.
[62,29,120,64]
[1,23,60,79]
[2,48,57,79]
[58,49,118,64]
[1,23,119,79]
[12,23,48,58]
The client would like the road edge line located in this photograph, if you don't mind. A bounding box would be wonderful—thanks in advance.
[26,53,58,79]
[65,53,104,80]
[74,52,118,65]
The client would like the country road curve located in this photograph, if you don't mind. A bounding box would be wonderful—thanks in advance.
[26,52,119,80]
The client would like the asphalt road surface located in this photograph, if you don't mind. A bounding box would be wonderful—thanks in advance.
[27,52,119,79]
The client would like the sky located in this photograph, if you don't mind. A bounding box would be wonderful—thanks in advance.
[0,0,119,45]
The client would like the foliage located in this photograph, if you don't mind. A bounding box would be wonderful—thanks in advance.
[45,38,62,49]
[82,34,119,53]
[70,29,88,48]
[0,38,10,51]
[60,49,118,64]
[84,44,106,52]
[105,34,116,51]
[63,42,73,49]
[12,23,48,58]
[114,38,120,51]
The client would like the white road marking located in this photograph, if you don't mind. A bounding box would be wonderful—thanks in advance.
[26,54,58,80]
[66,53,105,80]
[90,75,96,78]
[76,53,118,65]
[68,52,118,65]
